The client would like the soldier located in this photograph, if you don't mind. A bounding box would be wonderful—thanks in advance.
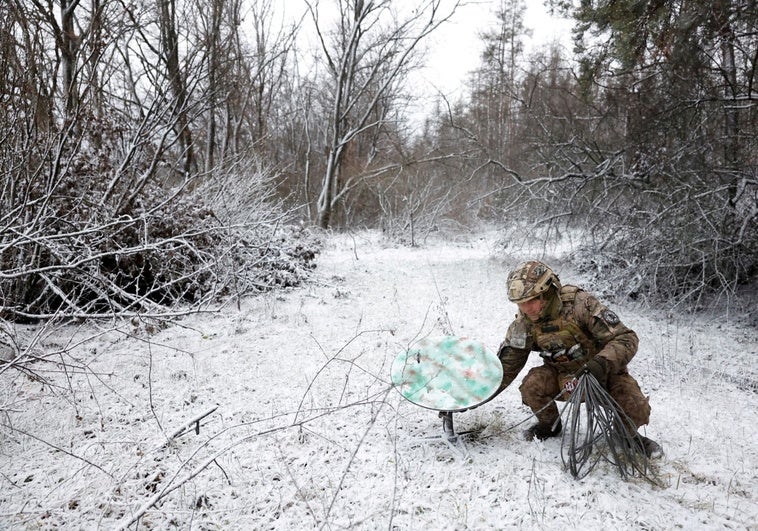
[495,260,663,458]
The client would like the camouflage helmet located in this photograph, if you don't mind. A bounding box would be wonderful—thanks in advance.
[506,260,560,303]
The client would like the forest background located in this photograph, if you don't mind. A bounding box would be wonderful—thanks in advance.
[1,0,756,322]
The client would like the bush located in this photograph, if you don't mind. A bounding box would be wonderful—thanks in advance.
[0,137,319,321]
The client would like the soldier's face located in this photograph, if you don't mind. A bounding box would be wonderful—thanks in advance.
[517,296,543,321]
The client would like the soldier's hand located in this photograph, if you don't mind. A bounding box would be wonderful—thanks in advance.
[578,357,609,387]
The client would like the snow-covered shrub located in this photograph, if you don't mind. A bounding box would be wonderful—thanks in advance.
[0,121,319,321]
[565,173,757,310]
[491,167,757,311]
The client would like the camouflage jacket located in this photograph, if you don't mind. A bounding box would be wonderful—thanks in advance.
[497,285,639,390]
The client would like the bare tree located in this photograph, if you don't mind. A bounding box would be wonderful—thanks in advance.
[157,0,196,174]
[0,0,317,321]
[204,0,224,172]
[305,0,460,229]
[469,0,528,163]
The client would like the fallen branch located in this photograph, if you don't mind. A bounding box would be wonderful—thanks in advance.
[160,405,219,448]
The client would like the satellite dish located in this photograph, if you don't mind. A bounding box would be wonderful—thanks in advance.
[391,336,503,441]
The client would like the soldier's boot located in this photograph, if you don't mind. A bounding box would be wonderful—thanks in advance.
[524,418,562,441]
[636,435,664,459]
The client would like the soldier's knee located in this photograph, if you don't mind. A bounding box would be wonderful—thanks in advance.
[609,374,651,427]
[518,369,540,396]
[632,396,651,426]
[519,366,558,400]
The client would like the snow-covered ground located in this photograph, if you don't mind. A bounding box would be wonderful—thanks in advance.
[1,229,756,530]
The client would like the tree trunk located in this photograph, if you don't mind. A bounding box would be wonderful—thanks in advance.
[60,0,80,121]
[160,0,195,175]
[317,147,342,229]
[205,0,223,172]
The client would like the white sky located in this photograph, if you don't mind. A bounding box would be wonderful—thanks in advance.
[419,0,574,99]
[274,1,573,91]
[268,1,574,124]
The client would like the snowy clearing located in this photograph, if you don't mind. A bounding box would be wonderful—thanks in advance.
[1,229,756,530]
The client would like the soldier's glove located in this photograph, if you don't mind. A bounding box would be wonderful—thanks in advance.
[579,357,609,387]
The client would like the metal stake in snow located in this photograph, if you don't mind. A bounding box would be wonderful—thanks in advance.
[390,336,503,451]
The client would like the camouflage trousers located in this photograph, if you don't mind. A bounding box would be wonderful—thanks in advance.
[518,363,651,428]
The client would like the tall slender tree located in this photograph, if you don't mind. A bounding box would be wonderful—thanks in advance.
[306,0,460,229]
[470,0,529,161]
[544,0,758,303]
[159,0,196,174]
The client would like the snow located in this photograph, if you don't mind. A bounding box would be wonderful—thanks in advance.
[1,229,756,530]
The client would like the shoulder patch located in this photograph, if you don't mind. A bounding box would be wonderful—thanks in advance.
[602,309,620,325]
[506,319,529,349]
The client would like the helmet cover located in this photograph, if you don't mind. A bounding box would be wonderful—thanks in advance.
[507,260,559,303]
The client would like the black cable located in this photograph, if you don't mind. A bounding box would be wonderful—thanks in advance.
[559,373,661,485]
